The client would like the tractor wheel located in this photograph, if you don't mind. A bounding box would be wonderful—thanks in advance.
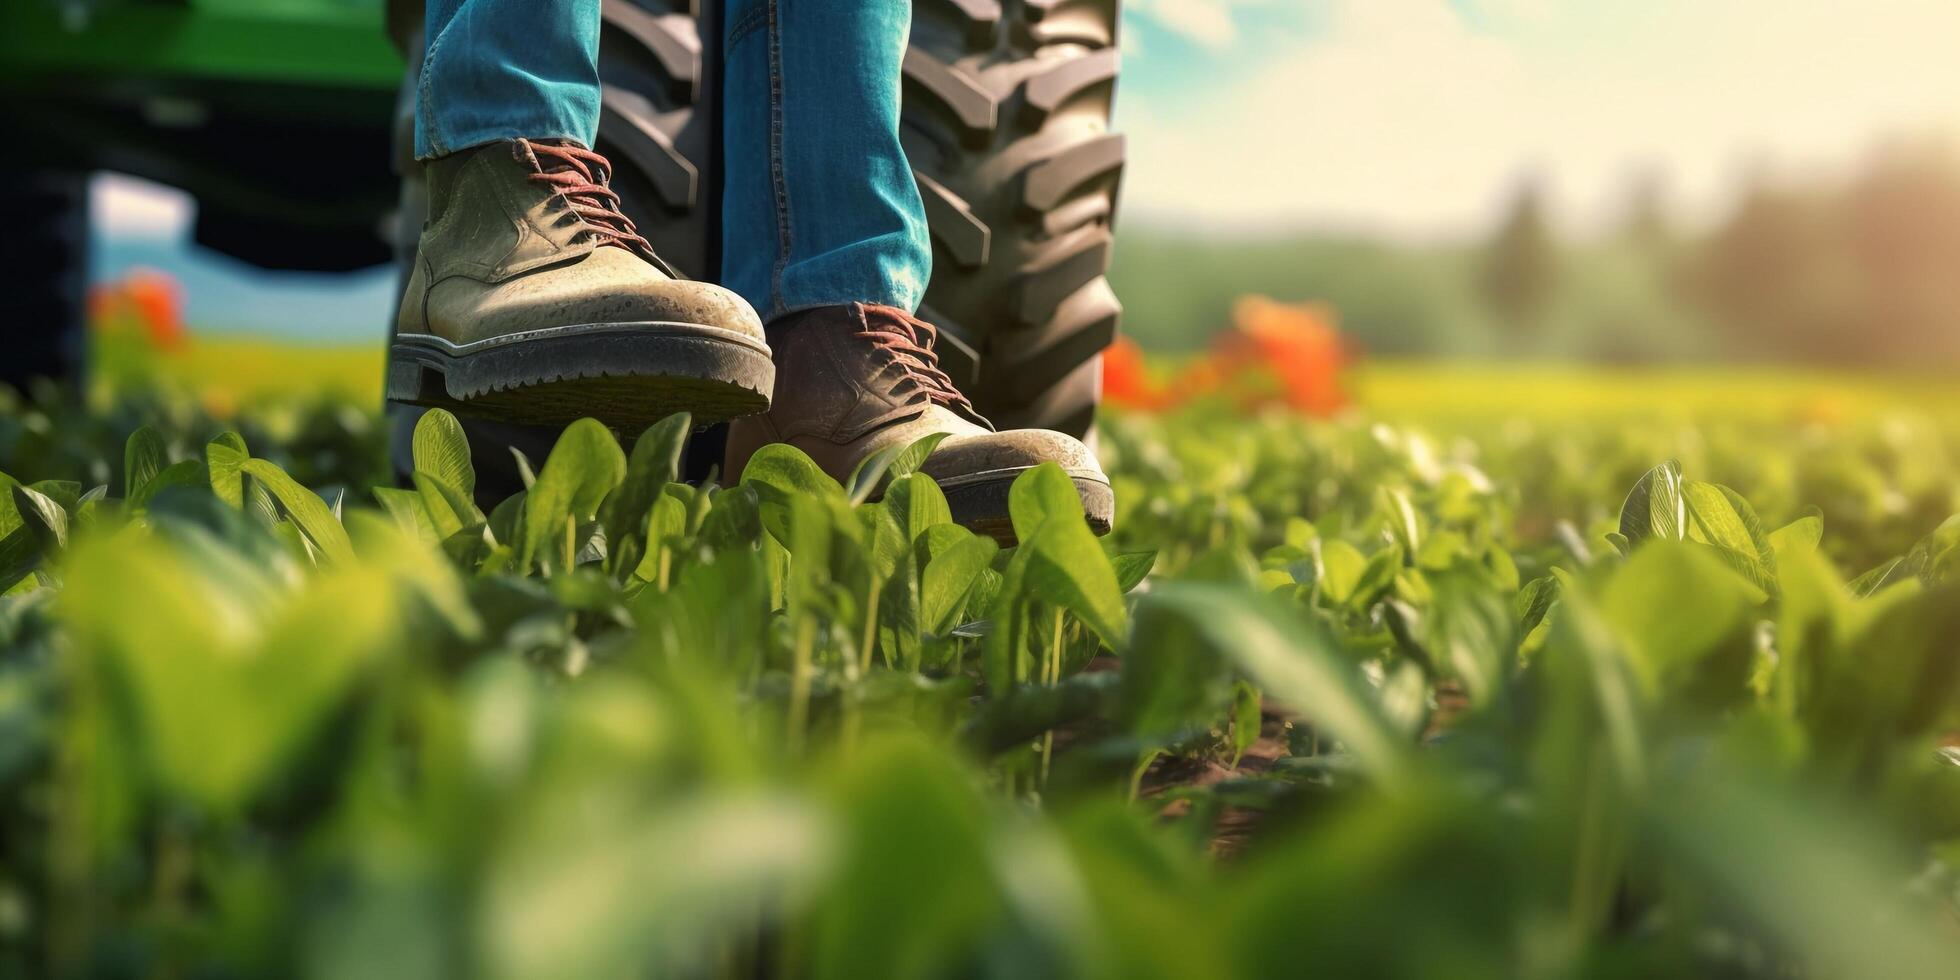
[593,0,720,280]
[900,0,1125,438]
[2,168,90,389]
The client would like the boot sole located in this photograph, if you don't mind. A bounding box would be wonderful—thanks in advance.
[389,323,774,431]
[932,467,1114,547]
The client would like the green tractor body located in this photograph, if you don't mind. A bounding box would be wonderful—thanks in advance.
[1,0,403,90]
[5,0,406,272]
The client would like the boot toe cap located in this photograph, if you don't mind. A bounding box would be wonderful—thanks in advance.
[645,279,766,344]
[453,250,767,345]
[922,428,1108,487]
[921,428,1114,540]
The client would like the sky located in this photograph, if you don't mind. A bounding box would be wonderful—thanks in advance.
[91,177,399,341]
[91,0,1960,335]
[1117,0,1960,238]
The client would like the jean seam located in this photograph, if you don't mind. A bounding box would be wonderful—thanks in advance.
[765,0,792,318]
[418,19,453,158]
[728,4,767,48]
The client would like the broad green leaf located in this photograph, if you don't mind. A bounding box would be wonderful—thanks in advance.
[12,484,67,554]
[246,478,280,527]
[489,489,526,548]
[346,510,482,640]
[1767,511,1823,559]
[240,460,354,563]
[1618,459,1685,548]
[74,485,109,531]
[411,407,476,499]
[784,493,834,616]
[808,739,1003,980]
[601,412,691,575]
[1653,773,1960,980]
[1683,480,1777,594]
[0,472,19,538]
[1008,459,1088,543]
[1140,584,1413,793]
[1377,486,1420,554]
[29,480,80,512]
[1836,583,1960,736]
[1414,530,1470,571]
[1379,660,1431,737]
[1111,551,1157,593]
[1848,557,1905,598]
[1600,541,1755,686]
[633,494,689,585]
[123,424,167,500]
[1436,571,1515,705]
[917,522,976,563]
[847,431,951,505]
[1011,464,1128,647]
[698,483,760,551]
[1231,680,1263,767]
[876,547,923,670]
[1317,540,1366,605]
[61,534,396,809]
[882,472,952,543]
[485,793,827,980]
[373,486,439,543]
[1536,586,1650,793]
[1516,575,1561,638]
[1119,594,1230,737]
[0,474,31,589]
[206,432,249,507]
[983,552,1033,695]
[521,419,628,571]
[414,471,481,539]
[921,531,998,635]
[1485,544,1520,591]
[670,481,714,539]
[743,444,845,546]
[130,459,207,511]
[860,500,909,581]
[961,672,1119,753]
[1350,546,1402,607]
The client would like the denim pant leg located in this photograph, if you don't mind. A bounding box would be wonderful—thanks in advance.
[722,0,933,319]
[415,0,604,160]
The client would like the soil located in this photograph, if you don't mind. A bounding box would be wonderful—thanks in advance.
[1133,682,1471,858]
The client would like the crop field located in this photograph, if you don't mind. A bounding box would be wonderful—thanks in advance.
[3,367,1960,978]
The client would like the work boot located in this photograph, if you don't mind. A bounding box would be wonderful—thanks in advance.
[390,138,772,430]
[724,303,1113,543]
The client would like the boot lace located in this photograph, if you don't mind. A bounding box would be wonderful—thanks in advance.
[523,140,657,259]
[856,306,978,415]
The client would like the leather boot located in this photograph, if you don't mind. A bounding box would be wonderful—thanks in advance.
[725,303,1112,543]
[390,138,773,430]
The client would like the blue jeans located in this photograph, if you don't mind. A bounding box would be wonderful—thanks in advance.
[414,0,932,317]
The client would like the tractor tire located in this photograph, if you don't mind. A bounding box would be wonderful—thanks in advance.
[593,0,720,280]
[900,0,1125,438]
[1,168,90,389]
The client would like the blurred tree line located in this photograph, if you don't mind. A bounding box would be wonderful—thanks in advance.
[1693,141,1960,364]
[1110,138,1960,365]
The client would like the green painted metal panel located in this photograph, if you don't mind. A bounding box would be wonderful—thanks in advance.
[0,0,403,90]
